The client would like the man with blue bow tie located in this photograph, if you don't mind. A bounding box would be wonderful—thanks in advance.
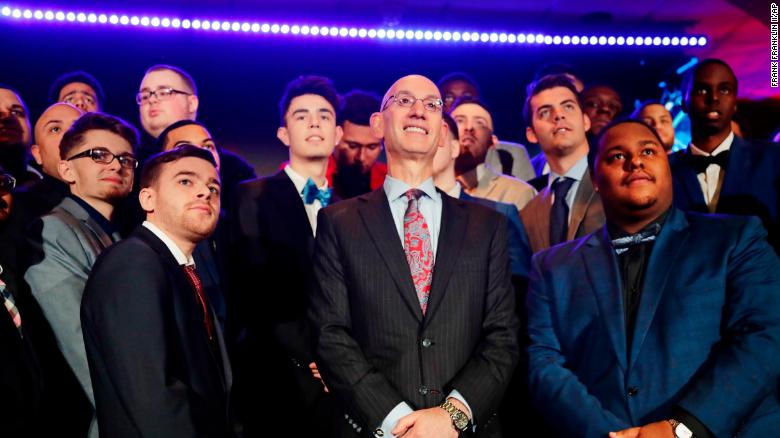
[527,119,780,438]
[229,75,342,436]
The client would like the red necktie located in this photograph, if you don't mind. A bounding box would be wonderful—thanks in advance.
[182,265,214,340]
[403,189,434,314]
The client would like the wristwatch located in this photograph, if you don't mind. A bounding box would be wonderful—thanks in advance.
[440,400,469,432]
[667,419,694,438]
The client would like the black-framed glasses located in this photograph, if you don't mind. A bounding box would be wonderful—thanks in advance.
[382,92,444,113]
[66,148,138,169]
[0,174,16,192]
[135,87,192,105]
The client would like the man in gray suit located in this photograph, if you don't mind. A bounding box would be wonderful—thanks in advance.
[24,112,138,437]
[520,74,605,256]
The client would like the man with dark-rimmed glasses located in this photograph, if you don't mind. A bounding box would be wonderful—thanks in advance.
[23,112,138,438]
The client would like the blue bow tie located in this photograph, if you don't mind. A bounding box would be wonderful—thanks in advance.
[611,223,661,255]
[302,178,332,207]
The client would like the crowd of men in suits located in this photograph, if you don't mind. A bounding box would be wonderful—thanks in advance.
[0,57,778,438]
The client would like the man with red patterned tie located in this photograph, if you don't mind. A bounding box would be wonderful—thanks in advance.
[309,74,518,438]
[81,145,240,437]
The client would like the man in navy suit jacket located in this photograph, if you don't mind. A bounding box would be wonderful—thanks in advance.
[527,120,780,438]
[669,58,780,251]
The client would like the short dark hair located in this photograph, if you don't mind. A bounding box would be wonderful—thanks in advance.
[436,72,482,96]
[681,58,737,101]
[631,100,666,119]
[523,74,582,127]
[155,119,210,152]
[593,118,666,161]
[278,75,340,125]
[144,64,198,95]
[59,112,139,159]
[449,95,494,118]
[140,144,217,189]
[532,63,583,83]
[48,70,105,108]
[442,112,459,140]
[337,89,381,126]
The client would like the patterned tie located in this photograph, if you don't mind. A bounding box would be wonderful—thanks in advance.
[302,178,333,207]
[0,276,21,334]
[182,265,214,340]
[403,189,434,314]
[611,223,662,255]
[550,177,576,246]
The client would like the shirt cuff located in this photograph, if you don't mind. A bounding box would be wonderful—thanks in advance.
[447,389,476,431]
[672,406,714,438]
[377,401,414,437]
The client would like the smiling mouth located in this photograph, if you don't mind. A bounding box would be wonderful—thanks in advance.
[705,111,721,120]
[404,126,428,135]
[306,135,325,142]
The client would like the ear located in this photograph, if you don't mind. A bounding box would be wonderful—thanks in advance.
[276,126,291,147]
[583,113,592,133]
[449,139,460,160]
[333,125,344,147]
[369,112,384,139]
[30,144,43,165]
[490,134,499,148]
[187,95,199,118]
[526,126,538,144]
[138,186,156,213]
[58,160,76,183]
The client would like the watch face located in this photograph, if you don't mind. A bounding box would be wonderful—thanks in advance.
[453,412,469,431]
[674,423,693,438]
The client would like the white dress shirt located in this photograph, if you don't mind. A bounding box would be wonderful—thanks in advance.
[689,131,734,211]
[143,221,195,266]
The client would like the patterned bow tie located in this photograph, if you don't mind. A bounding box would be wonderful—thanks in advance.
[302,178,332,207]
[611,223,662,255]
[687,151,730,174]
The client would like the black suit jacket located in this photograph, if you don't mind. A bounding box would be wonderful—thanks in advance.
[81,226,238,438]
[230,170,334,436]
[309,188,519,436]
[669,136,780,250]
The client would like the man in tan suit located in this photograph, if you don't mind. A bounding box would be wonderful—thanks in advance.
[520,74,605,254]
[451,97,535,213]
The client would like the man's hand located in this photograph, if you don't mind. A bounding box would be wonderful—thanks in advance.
[308,362,329,393]
[610,421,674,438]
[391,407,458,438]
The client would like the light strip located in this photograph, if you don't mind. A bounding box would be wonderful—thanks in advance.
[0,5,709,48]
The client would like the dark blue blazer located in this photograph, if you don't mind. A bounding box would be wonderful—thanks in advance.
[460,191,531,277]
[669,136,780,250]
[527,208,780,437]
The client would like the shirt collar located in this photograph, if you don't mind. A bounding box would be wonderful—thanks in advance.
[607,208,671,240]
[142,221,195,266]
[548,154,589,188]
[383,175,439,202]
[284,164,328,197]
[445,181,462,198]
[689,131,734,157]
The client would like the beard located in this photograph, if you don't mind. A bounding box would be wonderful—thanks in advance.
[455,150,478,176]
[0,142,28,179]
[333,162,371,199]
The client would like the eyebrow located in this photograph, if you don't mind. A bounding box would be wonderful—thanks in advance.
[140,85,174,92]
[62,90,96,97]
[43,119,63,127]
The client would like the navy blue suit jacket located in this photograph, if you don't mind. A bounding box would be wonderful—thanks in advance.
[669,136,780,250]
[527,208,780,437]
[460,191,531,277]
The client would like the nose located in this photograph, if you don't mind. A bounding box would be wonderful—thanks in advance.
[409,99,426,117]
[308,115,320,128]
[355,146,364,161]
[628,154,645,169]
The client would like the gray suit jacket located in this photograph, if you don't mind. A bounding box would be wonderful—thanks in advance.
[24,197,119,438]
[519,170,605,254]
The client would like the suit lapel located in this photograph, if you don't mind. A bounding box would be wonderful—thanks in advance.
[531,189,553,250]
[628,209,689,369]
[423,193,468,325]
[582,228,628,371]
[268,171,315,254]
[567,171,597,240]
[358,190,423,321]
[59,197,116,249]
[716,136,749,210]
[671,153,707,210]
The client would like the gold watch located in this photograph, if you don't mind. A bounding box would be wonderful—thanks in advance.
[440,400,469,432]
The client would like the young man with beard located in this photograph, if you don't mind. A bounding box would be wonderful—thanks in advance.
[230,75,342,436]
[81,145,238,437]
[451,97,536,213]
[24,112,138,438]
[0,85,37,186]
[527,120,780,438]
[669,58,780,252]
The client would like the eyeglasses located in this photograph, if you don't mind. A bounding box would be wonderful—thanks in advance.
[382,92,444,113]
[136,87,192,105]
[0,174,16,192]
[66,147,138,169]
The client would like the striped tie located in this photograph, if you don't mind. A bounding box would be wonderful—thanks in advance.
[1,278,21,333]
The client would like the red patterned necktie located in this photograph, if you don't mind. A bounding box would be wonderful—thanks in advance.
[1,278,21,333]
[182,265,214,340]
[403,189,434,314]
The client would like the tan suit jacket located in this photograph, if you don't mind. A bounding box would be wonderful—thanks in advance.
[520,170,605,254]
[462,164,536,213]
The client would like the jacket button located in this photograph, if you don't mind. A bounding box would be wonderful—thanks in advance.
[421,338,433,348]
[418,385,429,395]
[374,429,384,437]
[627,386,639,397]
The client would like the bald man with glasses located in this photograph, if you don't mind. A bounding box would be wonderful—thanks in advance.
[24,112,138,438]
